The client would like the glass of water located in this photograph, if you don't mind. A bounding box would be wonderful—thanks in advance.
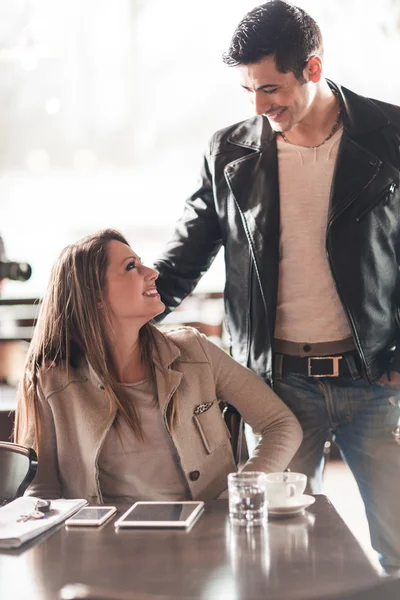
[228,471,267,526]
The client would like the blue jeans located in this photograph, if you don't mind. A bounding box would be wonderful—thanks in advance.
[274,372,400,570]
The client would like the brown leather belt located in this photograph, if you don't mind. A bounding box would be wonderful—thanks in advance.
[277,353,361,378]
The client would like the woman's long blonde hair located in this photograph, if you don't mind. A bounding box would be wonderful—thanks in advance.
[15,229,158,451]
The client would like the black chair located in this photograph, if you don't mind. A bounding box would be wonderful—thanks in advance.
[0,441,38,505]
[223,403,244,466]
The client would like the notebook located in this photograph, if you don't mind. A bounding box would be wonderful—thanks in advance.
[0,496,87,549]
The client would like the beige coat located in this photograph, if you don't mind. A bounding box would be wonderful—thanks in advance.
[23,327,302,503]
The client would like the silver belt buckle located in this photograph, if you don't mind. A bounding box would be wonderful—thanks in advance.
[307,356,342,377]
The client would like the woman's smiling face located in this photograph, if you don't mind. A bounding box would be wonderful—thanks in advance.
[103,240,164,327]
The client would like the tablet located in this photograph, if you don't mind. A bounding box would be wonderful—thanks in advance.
[114,501,204,529]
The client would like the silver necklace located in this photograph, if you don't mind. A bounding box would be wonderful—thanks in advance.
[279,104,342,149]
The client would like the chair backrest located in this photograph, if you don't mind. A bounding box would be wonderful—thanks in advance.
[0,441,38,505]
[223,403,243,466]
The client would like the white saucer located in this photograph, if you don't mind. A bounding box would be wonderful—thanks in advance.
[268,494,315,517]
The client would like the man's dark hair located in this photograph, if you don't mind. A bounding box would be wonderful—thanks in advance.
[222,1,323,82]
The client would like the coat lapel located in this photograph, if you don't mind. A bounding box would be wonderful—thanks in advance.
[327,80,392,224]
[225,83,395,244]
[225,135,279,262]
[154,364,182,416]
[152,329,183,416]
[224,116,280,332]
[328,133,381,225]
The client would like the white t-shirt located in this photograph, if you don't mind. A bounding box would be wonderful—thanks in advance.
[274,126,352,344]
[98,379,188,503]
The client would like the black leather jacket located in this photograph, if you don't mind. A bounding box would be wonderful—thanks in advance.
[154,82,400,385]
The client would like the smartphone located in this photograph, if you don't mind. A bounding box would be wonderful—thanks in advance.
[114,501,204,529]
[65,506,117,527]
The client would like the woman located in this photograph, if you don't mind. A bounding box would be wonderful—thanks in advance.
[15,229,302,502]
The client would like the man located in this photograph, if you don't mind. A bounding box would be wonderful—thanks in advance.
[154,1,400,570]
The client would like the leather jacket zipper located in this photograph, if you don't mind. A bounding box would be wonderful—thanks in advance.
[355,182,397,222]
[245,261,252,367]
[326,171,383,379]
[326,242,368,377]
[226,165,272,379]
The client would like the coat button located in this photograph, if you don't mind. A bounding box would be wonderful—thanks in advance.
[303,344,311,352]
[99,385,105,390]
[189,470,200,481]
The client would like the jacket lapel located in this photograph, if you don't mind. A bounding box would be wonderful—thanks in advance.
[327,80,391,224]
[226,83,395,240]
[225,127,279,261]
[154,364,182,417]
[225,117,280,332]
[328,133,381,225]
[152,329,183,416]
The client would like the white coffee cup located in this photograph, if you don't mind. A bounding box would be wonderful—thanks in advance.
[265,472,307,506]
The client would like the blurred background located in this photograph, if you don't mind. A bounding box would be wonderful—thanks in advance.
[1,0,400,299]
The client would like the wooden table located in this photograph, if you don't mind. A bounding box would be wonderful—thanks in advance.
[0,496,380,600]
